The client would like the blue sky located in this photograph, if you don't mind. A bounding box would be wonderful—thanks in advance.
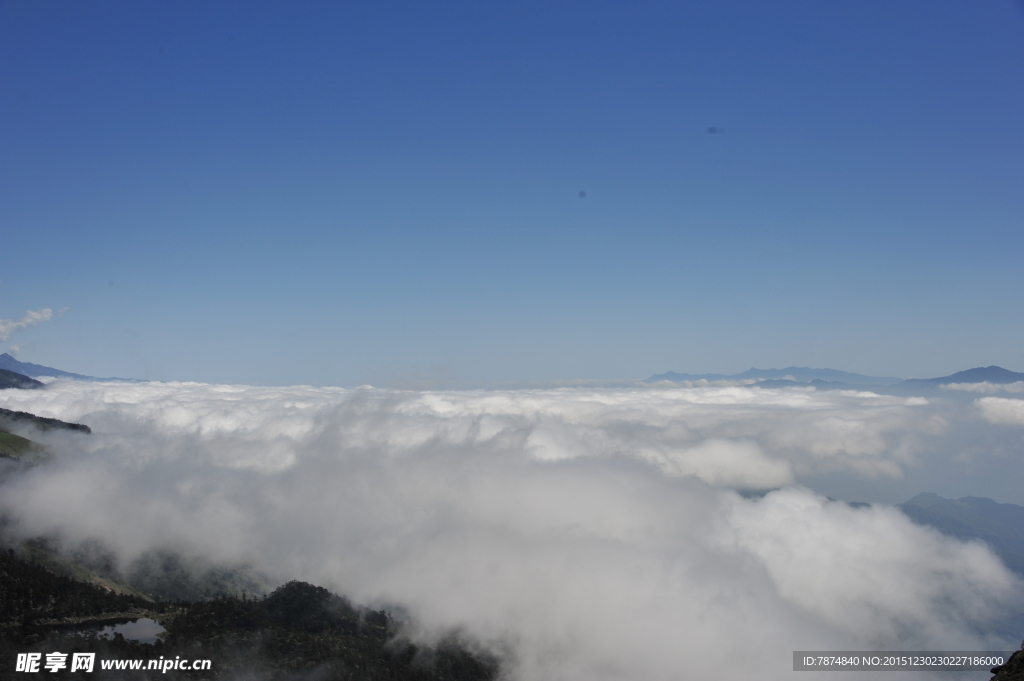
[2,1,1023,385]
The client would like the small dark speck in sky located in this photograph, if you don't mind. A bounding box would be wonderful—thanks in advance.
[579,190,586,198]
[707,127,724,134]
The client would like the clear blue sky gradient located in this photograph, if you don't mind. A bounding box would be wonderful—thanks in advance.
[2,1,1023,385]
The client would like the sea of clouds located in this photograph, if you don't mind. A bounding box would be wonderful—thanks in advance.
[2,381,1024,680]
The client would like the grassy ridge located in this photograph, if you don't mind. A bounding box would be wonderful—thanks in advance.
[0,431,35,459]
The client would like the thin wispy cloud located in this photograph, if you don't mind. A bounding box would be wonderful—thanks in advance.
[0,308,55,341]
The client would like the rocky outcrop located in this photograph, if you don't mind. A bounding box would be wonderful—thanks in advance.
[991,643,1024,680]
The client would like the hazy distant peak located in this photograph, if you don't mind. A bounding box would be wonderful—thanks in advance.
[902,492,950,510]
[897,366,1024,388]
[648,365,1024,397]
[0,353,91,379]
[646,366,902,385]
[0,353,132,382]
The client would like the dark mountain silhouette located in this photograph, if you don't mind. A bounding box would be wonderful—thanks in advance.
[991,643,1024,680]
[0,368,43,390]
[0,408,91,435]
[0,549,499,680]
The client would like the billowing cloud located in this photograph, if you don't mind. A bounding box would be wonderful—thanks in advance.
[0,307,55,341]
[977,397,1024,426]
[0,382,1021,680]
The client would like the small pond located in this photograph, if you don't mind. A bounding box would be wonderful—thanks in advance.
[72,617,165,644]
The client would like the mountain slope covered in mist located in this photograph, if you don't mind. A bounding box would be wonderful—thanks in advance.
[0,403,91,466]
[0,430,36,459]
[900,493,1024,575]
[0,408,91,435]
[0,407,92,460]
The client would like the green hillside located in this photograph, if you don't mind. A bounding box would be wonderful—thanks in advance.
[0,407,91,461]
[0,431,35,459]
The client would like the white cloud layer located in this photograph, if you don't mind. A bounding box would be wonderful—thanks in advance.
[0,381,1022,680]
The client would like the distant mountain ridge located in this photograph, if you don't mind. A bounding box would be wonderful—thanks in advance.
[646,367,903,385]
[647,365,1024,393]
[0,353,132,381]
[897,366,1024,388]
[0,352,94,379]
